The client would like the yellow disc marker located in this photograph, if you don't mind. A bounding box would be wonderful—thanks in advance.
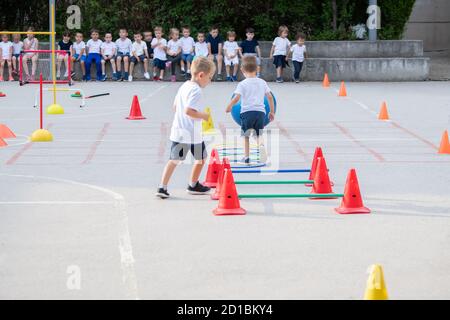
[47,104,65,115]
[30,129,53,142]
[364,264,388,300]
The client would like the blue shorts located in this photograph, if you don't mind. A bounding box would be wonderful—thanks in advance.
[153,58,166,69]
[73,54,86,62]
[181,53,194,63]
[130,54,147,64]
[116,51,130,58]
[169,141,207,161]
[273,55,287,68]
[240,111,265,137]
[12,53,21,59]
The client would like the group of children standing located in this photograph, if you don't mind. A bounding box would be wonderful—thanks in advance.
[1,25,306,83]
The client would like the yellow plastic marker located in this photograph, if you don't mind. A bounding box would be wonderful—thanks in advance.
[364,264,388,300]
[202,107,217,135]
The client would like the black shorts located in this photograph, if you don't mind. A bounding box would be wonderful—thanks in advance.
[273,55,287,68]
[169,141,207,161]
[130,54,147,64]
[240,111,265,137]
[153,58,166,70]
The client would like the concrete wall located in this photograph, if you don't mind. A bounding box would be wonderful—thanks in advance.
[403,0,450,55]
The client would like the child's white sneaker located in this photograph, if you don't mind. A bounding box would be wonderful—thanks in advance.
[144,72,150,80]
[128,75,133,82]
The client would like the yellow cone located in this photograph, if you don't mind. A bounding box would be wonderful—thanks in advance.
[202,107,217,135]
[30,129,53,142]
[47,103,65,115]
[364,264,388,300]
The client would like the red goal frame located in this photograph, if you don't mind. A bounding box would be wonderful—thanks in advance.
[19,50,72,85]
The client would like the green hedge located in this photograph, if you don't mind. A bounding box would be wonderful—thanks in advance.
[1,0,415,41]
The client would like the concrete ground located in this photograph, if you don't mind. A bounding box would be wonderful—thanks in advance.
[0,80,449,300]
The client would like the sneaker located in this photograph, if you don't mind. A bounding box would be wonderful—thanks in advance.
[232,75,238,82]
[187,182,211,195]
[180,69,186,75]
[82,75,87,81]
[64,71,68,78]
[276,77,283,83]
[226,76,231,82]
[8,75,14,81]
[0,76,3,82]
[156,188,170,199]
[241,157,250,164]
[128,75,133,82]
[171,75,176,82]
[56,71,61,79]
[101,74,107,82]
[144,72,150,80]
[71,71,76,78]
[216,74,223,81]
[295,79,300,83]
[165,61,172,68]
[153,76,159,81]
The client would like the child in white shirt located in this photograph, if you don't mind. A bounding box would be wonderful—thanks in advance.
[100,32,117,81]
[11,33,23,78]
[85,29,103,81]
[289,33,307,83]
[179,26,195,77]
[129,32,150,81]
[156,57,216,199]
[166,28,182,82]
[223,30,240,82]
[22,27,39,81]
[0,34,14,81]
[194,32,209,59]
[270,25,291,83]
[71,32,87,81]
[151,26,167,81]
[115,28,133,81]
[226,56,275,164]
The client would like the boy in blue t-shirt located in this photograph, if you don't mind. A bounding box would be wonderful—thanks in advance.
[239,27,262,78]
[206,26,224,81]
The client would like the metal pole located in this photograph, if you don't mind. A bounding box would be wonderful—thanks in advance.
[50,0,57,104]
[368,0,378,42]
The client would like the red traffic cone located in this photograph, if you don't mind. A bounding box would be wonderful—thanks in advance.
[310,157,337,199]
[203,148,221,188]
[322,73,330,88]
[338,81,347,97]
[211,157,231,200]
[126,95,146,120]
[0,137,7,147]
[213,169,246,216]
[0,124,16,139]
[306,147,324,187]
[0,92,6,97]
[335,169,371,214]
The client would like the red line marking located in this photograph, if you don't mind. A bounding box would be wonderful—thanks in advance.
[275,121,309,161]
[81,123,110,164]
[6,123,53,165]
[158,122,169,163]
[390,121,439,151]
[332,122,386,162]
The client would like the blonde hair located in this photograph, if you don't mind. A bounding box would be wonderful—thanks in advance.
[241,55,257,73]
[170,28,179,38]
[154,26,163,34]
[191,56,216,77]
[227,30,236,38]
[278,25,289,36]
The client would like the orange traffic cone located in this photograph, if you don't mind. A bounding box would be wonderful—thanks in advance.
[378,102,389,120]
[203,149,221,188]
[126,95,146,120]
[322,73,330,88]
[211,157,231,200]
[0,137,7,147]
[0,124,16,139]
[335,169,371,214]
[0,92,6,97]
[213,169,246,216]
[306,147,324,187]
[310,157,337,199]
[438,130,450,154]
[338,81,347,97]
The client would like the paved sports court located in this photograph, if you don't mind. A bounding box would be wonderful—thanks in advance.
[0,80,449,299]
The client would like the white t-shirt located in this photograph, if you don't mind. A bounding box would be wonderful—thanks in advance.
[151,38,167,61]
[23,37,38,50]
[167,39,181,55]
[101,41,116,56]
[0,41,13,59]
[170,81,204,144]
[179,36,195,54]
[223,41,239,57]
[86,39,103,54]
[234,77,271,114]
[290,44,306,62]
[115,38,132,54]
[194,42,208,57]
[73,41,86,56]
[12,41,23,55]
[132,41,147,56]
[272,37,291,56]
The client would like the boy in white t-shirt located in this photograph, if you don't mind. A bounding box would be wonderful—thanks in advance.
[179,26,195,78]
[194,32,208,59]
[115,28,133,81]
[289,33,307,83]
[226,56,275,164]
[223,30,240,82]
[85,29,103,81]
[151,26,167,81]
[0,34,14,81]
[269,25,291,83]
[71,32,87,81]
[100,32,117,81]
[129,32,150,81]
[156,57,216,199]
[11,34,23,78]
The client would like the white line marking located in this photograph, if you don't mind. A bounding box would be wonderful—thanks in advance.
[332,87,378,116]
[1,135,30,148]
[0,173,139,300]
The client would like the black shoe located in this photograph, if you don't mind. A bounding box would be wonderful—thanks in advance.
[187,182,211,195]
[241,157,250,164]
[156,188,170,199]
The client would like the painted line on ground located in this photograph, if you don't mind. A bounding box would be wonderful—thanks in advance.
[158,122,169,163]
[275,121,309,161]
[81,123,111,164]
